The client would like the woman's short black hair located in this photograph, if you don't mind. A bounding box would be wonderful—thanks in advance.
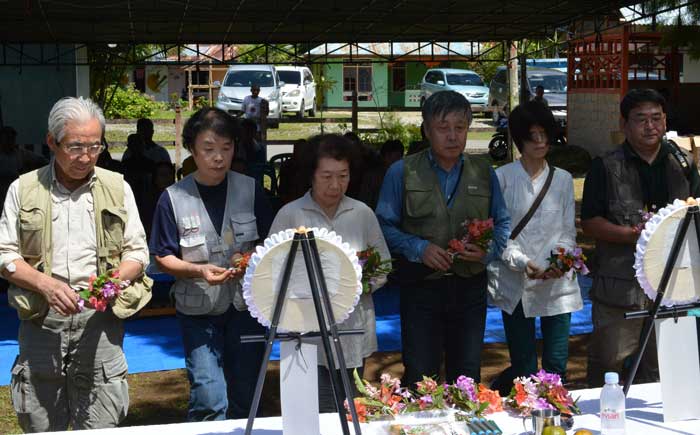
[182,107,237,152]
[508,101,559,152]
[306,134,356,181]
[620,88,667,121]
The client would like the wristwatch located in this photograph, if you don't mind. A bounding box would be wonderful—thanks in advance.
[5,262,16,274]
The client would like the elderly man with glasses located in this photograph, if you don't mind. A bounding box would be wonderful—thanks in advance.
[0,97,151,432]
[581,88,700,387]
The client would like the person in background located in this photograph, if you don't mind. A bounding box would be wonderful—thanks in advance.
[0,126,47,206]
[0,97,150,432]
[487,101,582,395]
[237,118,264,166]
[268,133,390,412]
[150,107,274,421]
[122,133,155,216]
[96,135,123,174]
[376,90,510,386]
[140,162,175,238]
[242,84,267,141]
[581,88,700,387]
[277,138,310,205]
[532,85,549,108]
[380,139,404,170]
[135,118,171,163]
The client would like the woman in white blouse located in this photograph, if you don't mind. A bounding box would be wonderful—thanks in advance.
[487,101,582,393]
[268,134,391,412]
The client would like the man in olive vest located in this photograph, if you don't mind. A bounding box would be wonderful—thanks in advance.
[376,91,510,385]
[581,88,700,387]
[0,97,150,432]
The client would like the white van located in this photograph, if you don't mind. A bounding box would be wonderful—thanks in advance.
[276,66,316,118]
[215,64,283,126]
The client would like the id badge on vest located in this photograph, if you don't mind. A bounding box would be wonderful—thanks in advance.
[180,215,209,263]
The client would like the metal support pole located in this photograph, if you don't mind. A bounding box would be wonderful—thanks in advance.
[245,236,301,435]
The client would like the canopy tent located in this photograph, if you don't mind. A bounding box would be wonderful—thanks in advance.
[2,0,635,44]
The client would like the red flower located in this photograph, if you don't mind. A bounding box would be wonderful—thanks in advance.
[346,399,367,423]
[477,384,503,413]
[514,382,528,406]
[448,239,466,253]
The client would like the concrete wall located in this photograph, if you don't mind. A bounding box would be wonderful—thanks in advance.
[567,91,622,157]
[0,45,78,149]
[683,53,700,83]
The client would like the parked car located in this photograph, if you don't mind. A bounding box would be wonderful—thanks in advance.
[215,64,283,127]
[489,66,567,121]
[276,66,316,118]
[420,68,489,113]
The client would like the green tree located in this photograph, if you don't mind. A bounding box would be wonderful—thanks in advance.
[88,44,156,112]
[234,44,298,64]
[642,1,700,58]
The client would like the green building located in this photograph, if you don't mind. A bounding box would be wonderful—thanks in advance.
[308,42,481,109]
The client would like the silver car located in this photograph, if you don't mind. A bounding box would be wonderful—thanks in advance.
[420,68,489,112]
[489,66,567,121]
[215,64,283,127]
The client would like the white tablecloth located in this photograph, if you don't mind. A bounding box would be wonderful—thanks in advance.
[35,383,699,435]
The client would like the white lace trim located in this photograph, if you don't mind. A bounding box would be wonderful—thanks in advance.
[634,199,700,306]
[242,227,363,330]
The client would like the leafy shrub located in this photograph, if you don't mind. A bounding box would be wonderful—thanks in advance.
[103,84,163,119]
[194,97,210,110]
[360,112,422,150]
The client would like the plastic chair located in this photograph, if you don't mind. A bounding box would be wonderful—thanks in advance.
[249,162,278,196]
[269,152,293,170]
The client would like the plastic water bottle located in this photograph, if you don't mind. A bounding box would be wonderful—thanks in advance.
[600,372,626,435]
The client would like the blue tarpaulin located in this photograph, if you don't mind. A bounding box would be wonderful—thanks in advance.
[0,276,592,386]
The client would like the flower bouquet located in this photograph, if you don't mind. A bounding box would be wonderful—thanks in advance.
[229,252,252,279]
[76,269,130,312]
[632,206,656,235]
[506,370,580,417]
[357,246,393,294]
[347,373,502,423]
[447,218,494,256]
[347,371,411,422]
[545,247,589,279]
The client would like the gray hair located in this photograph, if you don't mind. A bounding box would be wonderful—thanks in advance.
[421,91,473,127]
[47,97,105,143]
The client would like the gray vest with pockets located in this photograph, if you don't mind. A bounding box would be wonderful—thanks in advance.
[167,171,258,315]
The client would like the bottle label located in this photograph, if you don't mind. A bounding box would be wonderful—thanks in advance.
[602,410,622,420]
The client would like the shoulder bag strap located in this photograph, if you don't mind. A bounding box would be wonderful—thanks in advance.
[509,166,556,240]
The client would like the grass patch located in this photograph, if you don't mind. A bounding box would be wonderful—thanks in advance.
[0,386,19,435]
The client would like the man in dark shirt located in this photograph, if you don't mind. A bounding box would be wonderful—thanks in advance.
[581,88,700,387]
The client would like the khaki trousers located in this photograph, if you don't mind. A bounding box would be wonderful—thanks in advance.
[10,308,129,433]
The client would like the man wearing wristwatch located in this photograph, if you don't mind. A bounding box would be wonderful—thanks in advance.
[0,97,151,432]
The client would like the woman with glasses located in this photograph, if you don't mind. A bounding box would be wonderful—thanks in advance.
[149,107,274,421]
[487,101,582,394]
[268,133,390,412]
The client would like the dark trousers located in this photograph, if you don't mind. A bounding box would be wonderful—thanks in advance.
[318,365,363,413]
[400,272,487,386]
[502,302,572,380]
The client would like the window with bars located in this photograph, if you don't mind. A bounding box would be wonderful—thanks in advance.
[343,62,373,101]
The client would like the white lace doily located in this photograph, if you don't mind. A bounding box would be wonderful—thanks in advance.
[242,227,362,333]
[634,199,700,306]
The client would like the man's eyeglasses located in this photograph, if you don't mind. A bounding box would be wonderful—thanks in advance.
[60,142,105,157]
